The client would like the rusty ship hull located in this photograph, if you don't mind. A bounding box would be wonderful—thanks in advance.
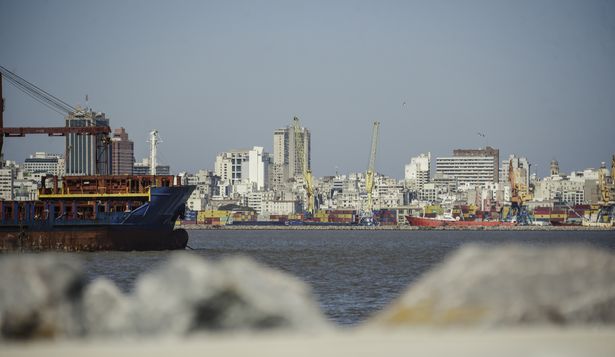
[0,175,194,252]
[0,224,189,252]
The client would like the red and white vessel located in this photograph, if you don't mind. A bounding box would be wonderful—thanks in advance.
[406,215,516,228]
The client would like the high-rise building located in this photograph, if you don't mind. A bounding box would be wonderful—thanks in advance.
[436,156,496,188]
[65,108,111,175]
[404,152,430,190]
[111,127,134,175]
[272,128,290,190]
[272,122,311,184]
[273,128,289,167]
[452,146,499,183]
[435,146,499,188]
[247,146,270,191]
[290,125,311,179]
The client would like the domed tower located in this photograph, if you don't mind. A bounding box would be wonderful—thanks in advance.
[550,159,559,177]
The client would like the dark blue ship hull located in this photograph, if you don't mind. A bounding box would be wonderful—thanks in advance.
[0,185,195,252]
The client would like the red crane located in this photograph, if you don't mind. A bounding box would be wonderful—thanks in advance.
[0,66,111,172]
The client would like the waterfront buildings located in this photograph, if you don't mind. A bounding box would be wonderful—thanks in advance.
[436,147,499,188]
[214,146,270,193]
[533,168,600,205]
[22,152,64,177]
[272,123,311,181]
[453,146,499,182]
[501,154,531,190]
[0,166,13,200]
[404,153,430,190]
[0,161,38,201]
[111,127,134,175]
[65,108,111,175]
[185,170,220,211]
[133,158,170,175]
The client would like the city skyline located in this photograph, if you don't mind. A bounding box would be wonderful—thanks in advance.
[1,0,614,178]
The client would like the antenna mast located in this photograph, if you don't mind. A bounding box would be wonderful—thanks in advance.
[149,129,159,175]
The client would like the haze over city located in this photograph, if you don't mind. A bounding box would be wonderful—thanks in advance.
[1,0,614,178]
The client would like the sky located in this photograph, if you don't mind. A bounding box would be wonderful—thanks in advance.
[1,0,614,178]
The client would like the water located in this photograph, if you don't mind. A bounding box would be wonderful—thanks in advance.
[80,229,615,326]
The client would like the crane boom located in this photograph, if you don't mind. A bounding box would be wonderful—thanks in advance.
[293,117,314,215]
[0,67,111,173]
[365,121,380,213]
[0,66,76,115]
[1,126,110,137]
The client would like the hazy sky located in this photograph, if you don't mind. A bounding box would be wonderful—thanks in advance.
[1,0,614,178]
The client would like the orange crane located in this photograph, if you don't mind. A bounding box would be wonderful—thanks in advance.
[0,66,111,172]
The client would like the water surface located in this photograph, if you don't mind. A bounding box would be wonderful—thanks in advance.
[80,229,615,326]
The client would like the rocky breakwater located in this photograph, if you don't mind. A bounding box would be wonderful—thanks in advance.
[0,254,330,340]
[368,244,615,328]
[1,244,615,354]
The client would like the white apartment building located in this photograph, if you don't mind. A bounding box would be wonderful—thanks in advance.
[373,175,403,208]
[214,147,270,194]
[404,152,430,190]
[248,147,270,191]
[436,156,497,188]
[22,152,65,177]
[533,169,600,205]
[0,167,14,200]
[214,149,249,186]
[261,199,298,215]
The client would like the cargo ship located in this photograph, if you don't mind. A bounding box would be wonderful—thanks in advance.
[406,215,516,228]
[0,175,194,252]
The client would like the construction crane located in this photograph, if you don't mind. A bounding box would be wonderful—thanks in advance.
[0,66,111,173]
[293,116,314,216]
[507,159,533,225]
[361,121,380,225]
[589,156,615,226]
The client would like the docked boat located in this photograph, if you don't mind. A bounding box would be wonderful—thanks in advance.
[0,175,194,252]
[406,215,516,228]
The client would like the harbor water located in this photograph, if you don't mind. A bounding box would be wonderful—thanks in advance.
[80,229,615,326]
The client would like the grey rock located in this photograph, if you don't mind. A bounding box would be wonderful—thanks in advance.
[369,244,615,328]
[0,254,85,339]
[132,253,330,335]
[1,252,331,340]
[81,278,134,337]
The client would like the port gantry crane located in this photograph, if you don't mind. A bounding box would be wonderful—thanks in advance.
[591,155,615,226]
[360,121,380,226]
[0,66,111,173]
[507,159,533,225]
[293,116,315,216]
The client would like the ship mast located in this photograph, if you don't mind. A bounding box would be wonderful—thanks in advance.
[149,129,159,176]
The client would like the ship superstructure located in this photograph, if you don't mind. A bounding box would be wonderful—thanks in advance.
[0,175,194,251]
